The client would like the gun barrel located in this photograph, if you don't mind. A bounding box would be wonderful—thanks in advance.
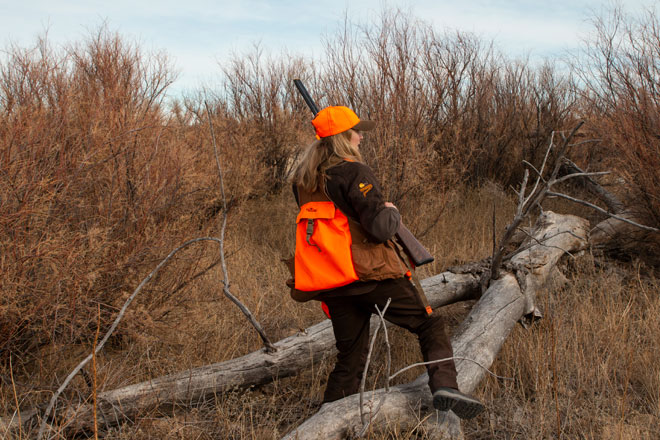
[293,79,320,115]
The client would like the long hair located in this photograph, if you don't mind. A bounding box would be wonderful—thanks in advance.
[293,129,363,193]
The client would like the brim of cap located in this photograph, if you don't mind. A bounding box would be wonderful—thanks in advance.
[354,120,376,131]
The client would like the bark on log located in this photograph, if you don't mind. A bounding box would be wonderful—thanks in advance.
[281,212,589,439]
[1,272,480,434]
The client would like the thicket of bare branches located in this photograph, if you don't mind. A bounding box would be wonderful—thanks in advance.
[0,28,202,379]
[569,6,660,259]
[320,12,578,211]
[1,5,659,439]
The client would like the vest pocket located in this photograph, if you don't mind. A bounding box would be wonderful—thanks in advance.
[295,201,358,291]
[351,241,404,281]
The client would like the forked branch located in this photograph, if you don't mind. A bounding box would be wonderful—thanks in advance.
[490,122,583,281]
[491,121,657,284]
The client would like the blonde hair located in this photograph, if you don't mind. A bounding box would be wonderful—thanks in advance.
[293,129,363,193]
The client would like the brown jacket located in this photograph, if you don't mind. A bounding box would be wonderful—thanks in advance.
[288,161,408,301]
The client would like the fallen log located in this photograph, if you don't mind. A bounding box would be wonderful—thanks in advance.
[281,211,589,439]
[1,271,480,434]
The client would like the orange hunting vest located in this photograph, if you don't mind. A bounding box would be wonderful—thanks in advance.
[295,195,358,291]
[294,187,407,292]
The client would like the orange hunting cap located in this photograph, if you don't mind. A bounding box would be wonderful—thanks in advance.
[312,106,375,138]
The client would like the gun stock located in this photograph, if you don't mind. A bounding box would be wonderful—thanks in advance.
[292,79,434,266]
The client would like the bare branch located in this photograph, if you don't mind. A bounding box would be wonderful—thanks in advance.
[376,304,392,393]
[546,191,659,232]
[569,138,601,147]
[560,157,625,214]
[551,171,610,186]
[204,101,229,284]
[204,101,276,352]
[548,122,584,183]
[503,228,579,260]
[524,131,555,206]
[491,122,585,283]
[359,298,392,425]
[522,160,543,180]
[517,169,529,217]
[491,202,497,259]
[357,299,392,436]
[388,356,513,383]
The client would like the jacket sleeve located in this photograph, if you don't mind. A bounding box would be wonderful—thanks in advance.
[342,163,401,242]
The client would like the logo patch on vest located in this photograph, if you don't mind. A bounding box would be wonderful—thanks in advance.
[358,183,373,197]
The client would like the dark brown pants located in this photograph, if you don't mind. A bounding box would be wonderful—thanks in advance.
[321,277,459,403]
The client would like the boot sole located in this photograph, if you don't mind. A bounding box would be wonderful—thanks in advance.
[432,390,485,419]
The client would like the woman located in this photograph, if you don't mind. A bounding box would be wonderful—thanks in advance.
[290,105,484,419]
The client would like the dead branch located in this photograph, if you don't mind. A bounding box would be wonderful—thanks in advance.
[205,100,276,352]
[36,237,225,440]
[282,212,589,439]
[1,271,481,436]
[559,157,624,214]
[547,191,659,232]
[490,123,584,283]
[358,298,391,431]
[490,121,657,285]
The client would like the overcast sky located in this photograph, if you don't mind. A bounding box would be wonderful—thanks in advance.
[2,1,657,97]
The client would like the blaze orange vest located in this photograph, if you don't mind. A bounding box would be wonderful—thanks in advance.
[294,187,408,292]
[294,197,359,291]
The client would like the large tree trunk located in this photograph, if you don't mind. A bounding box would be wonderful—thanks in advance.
[281,212,589,439]
[1,272,480,434]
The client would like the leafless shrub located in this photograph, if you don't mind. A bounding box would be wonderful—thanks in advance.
[572,6,660,235]
[216,45,314,193]
[0,27,200,384]
[317,10,577,237]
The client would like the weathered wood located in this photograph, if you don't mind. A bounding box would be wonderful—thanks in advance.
[281,212,589,439]
[0,271,480,434]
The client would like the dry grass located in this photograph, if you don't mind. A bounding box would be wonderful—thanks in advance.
[7,186,659,440]
[469,255,660,439]
[2,6,660,440]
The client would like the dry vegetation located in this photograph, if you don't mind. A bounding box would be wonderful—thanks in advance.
[1,7,659,439]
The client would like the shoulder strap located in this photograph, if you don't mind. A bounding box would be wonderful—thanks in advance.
[296,185,331,206]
